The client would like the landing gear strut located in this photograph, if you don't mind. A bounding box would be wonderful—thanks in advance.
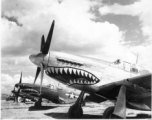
[68,91,85,118]
[34,95,42,108]
[103,85,127,119]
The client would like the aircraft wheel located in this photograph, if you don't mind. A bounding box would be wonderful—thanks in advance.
[18,97,23,103]
[68,105,83,118]
[102,106,114,119]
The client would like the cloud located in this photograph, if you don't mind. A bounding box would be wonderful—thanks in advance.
[99,0,152,41]
[97,0,152,71]
[1,73,53,94]
[1,56,34,74]
[2,13,23,26]
[1,0,124,57]
[102,0,139,5]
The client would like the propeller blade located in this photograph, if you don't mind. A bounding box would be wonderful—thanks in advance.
[19,72,22,83]
[40,63,44,94]
[12,87,16,102]
[40,35,45,52]
[33,67,41,85]
[42,20,55,55]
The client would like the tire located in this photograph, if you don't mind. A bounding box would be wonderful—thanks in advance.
[68,105,83,118]
[18,97,23,103]
[102,106,114,119]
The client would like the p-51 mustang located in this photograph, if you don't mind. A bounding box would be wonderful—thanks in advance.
[12,72,81,106]
[29,20,151,118]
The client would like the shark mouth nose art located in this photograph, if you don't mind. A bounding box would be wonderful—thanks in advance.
[20,88,39,93]
[45,67,100,85]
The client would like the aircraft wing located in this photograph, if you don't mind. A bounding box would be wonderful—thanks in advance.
[95,73,151,110]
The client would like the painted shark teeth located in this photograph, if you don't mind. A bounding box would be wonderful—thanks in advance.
[73,69,76,74]
[84,81,87,84]
[70,80,73,84]
[60,68,63,74]
[22,88,38,93]
[67,79,97,85]
[89,73,92,79]
[55,68,59,74]
[51,67,54,73]
[73,79,76,83]
[84,72,88,77]
[48,68,51,73]
[64,68,68,74]
[77,80,80,83]
[92,76,95,80]
[80,71,84,76]
[91,81,94,84]
[47,67,100,85]
[77,69,80,75]
[68,68,72,74]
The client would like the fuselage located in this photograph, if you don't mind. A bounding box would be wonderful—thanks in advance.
[13,82,80,103]
[30,51,150,94]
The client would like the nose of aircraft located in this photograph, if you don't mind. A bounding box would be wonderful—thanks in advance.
[29,53,44,67]
[29,55,36,64]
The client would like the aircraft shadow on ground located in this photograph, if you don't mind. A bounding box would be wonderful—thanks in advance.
[44,113,102,119]
[127,113,151,119]
[44,113,151,119]
[44,113,69,119]
[28,105,61,111]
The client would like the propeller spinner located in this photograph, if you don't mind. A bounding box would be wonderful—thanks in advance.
[29,20,55,95]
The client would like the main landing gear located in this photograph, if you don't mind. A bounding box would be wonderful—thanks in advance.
[103,106,120,118]
[102,106,114,118]
[34,95,42,108]
[102,85,127,119]
[68,85,127,119]
[18,96,24,103]
[68,91,85,118]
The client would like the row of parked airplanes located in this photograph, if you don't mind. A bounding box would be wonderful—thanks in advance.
[10,20,151,119]
[11,72,83,104]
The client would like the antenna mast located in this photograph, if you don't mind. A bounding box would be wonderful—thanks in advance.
[132,52,140,64]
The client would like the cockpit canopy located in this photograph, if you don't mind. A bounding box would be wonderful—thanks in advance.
[113,59,149,74]
[47,84,54,89]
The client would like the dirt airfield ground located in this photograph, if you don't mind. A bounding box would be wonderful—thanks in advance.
[1,100,151,119]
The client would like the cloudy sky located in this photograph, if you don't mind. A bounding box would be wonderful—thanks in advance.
[1,0,152,94]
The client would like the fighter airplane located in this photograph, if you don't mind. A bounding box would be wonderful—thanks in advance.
[12,72,80,107]
[29,20,151,118]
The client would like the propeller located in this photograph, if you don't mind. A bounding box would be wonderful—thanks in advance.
[12,72,22,102]
[19,72,22,83]
[40,35,45,52]
[30,20,55,95]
